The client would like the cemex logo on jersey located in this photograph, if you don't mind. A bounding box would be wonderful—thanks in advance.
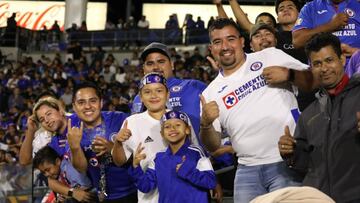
[221,75,267,109]
[222,92,239,109]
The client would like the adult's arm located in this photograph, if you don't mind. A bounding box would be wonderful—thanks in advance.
[67,120,88,173]
[19,116,37,166]
[228,0,253,33]
[200,95,222,152]
[293,13,349,48]
[213,0,228,19]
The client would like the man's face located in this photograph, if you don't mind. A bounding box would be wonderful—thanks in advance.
[38,159,61,179]
[277,0,299,25]
[209,25,245,75]
[73,87,102,127]
[36,105,64,133]
[309,45,345,89]
[256,16,275,28]
[250,29,277,52]
[143,52,174,78]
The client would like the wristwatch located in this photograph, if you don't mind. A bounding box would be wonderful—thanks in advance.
[68,188,74,197]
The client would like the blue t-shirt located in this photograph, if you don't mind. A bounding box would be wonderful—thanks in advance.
[78,111,136,200]
[293,0,360,49]
[131,77,207,141]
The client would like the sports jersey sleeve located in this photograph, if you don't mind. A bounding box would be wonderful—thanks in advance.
[264,48,309,70]
[293,2,314,31]
[129,158,157,193]
[177,151,216,189]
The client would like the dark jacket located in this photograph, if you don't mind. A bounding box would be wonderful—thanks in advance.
[289,74,360,202]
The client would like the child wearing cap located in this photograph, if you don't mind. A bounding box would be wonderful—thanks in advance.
[112,72,172,203]
[130,110,216,203]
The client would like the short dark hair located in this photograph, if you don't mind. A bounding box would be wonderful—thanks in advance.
[255,12,277,28]
[275,0,301,13]
[305,32,342,59]
[208,18,242,40]
[33,146,60,169]
[72,81,102,102]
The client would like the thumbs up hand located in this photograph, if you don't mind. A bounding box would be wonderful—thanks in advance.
[116,120,132,143]
[200,94,219,127]
[278,126,296,157]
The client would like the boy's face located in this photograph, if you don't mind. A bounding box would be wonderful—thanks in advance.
[38,159,61,179]
[162,119,190,144]
[140,83,169,112]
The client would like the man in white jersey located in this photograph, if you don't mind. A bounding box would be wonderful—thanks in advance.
[200,18,309,203]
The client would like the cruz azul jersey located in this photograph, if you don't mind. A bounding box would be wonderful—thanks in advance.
[202,47,309,166]
[293,0,360,49]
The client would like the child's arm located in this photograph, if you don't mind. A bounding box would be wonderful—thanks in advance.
[177,155,217,190]
[129,143,157,193]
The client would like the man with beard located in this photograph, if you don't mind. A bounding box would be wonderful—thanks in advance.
[200,18,309,203]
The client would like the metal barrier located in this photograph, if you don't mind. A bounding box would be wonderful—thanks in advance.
[0,27,210,52]
[0,164,49,203]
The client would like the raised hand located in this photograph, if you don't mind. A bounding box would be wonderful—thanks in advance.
[133,142,146,168]
[278,126,296,157]
[176,155,186,172]
[200,94,219,127]
[67,119,83,150]
[26,115,38,134]
[212,0,222,5]
[116,120,132,142]
[207,56,220,71]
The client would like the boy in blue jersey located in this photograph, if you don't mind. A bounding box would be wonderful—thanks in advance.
[68,82,137,203]
[130,110,216,203]
[33,146,95,202]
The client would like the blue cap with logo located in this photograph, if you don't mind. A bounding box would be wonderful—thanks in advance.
[139,72,167,89]
[160,110,190,126]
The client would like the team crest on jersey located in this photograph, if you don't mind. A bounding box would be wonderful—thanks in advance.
[295,18,302,26]
[344,8,355,18]
[171,86,182,92]
[222,92,239,109]
[250,62,262,71]
[89,157,99,167]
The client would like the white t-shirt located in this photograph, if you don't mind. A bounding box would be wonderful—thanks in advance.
[202,47,309,166]
[32,128,52,157]
[123,111,167,203]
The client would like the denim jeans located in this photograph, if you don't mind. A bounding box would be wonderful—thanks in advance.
[234,161,301,203]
